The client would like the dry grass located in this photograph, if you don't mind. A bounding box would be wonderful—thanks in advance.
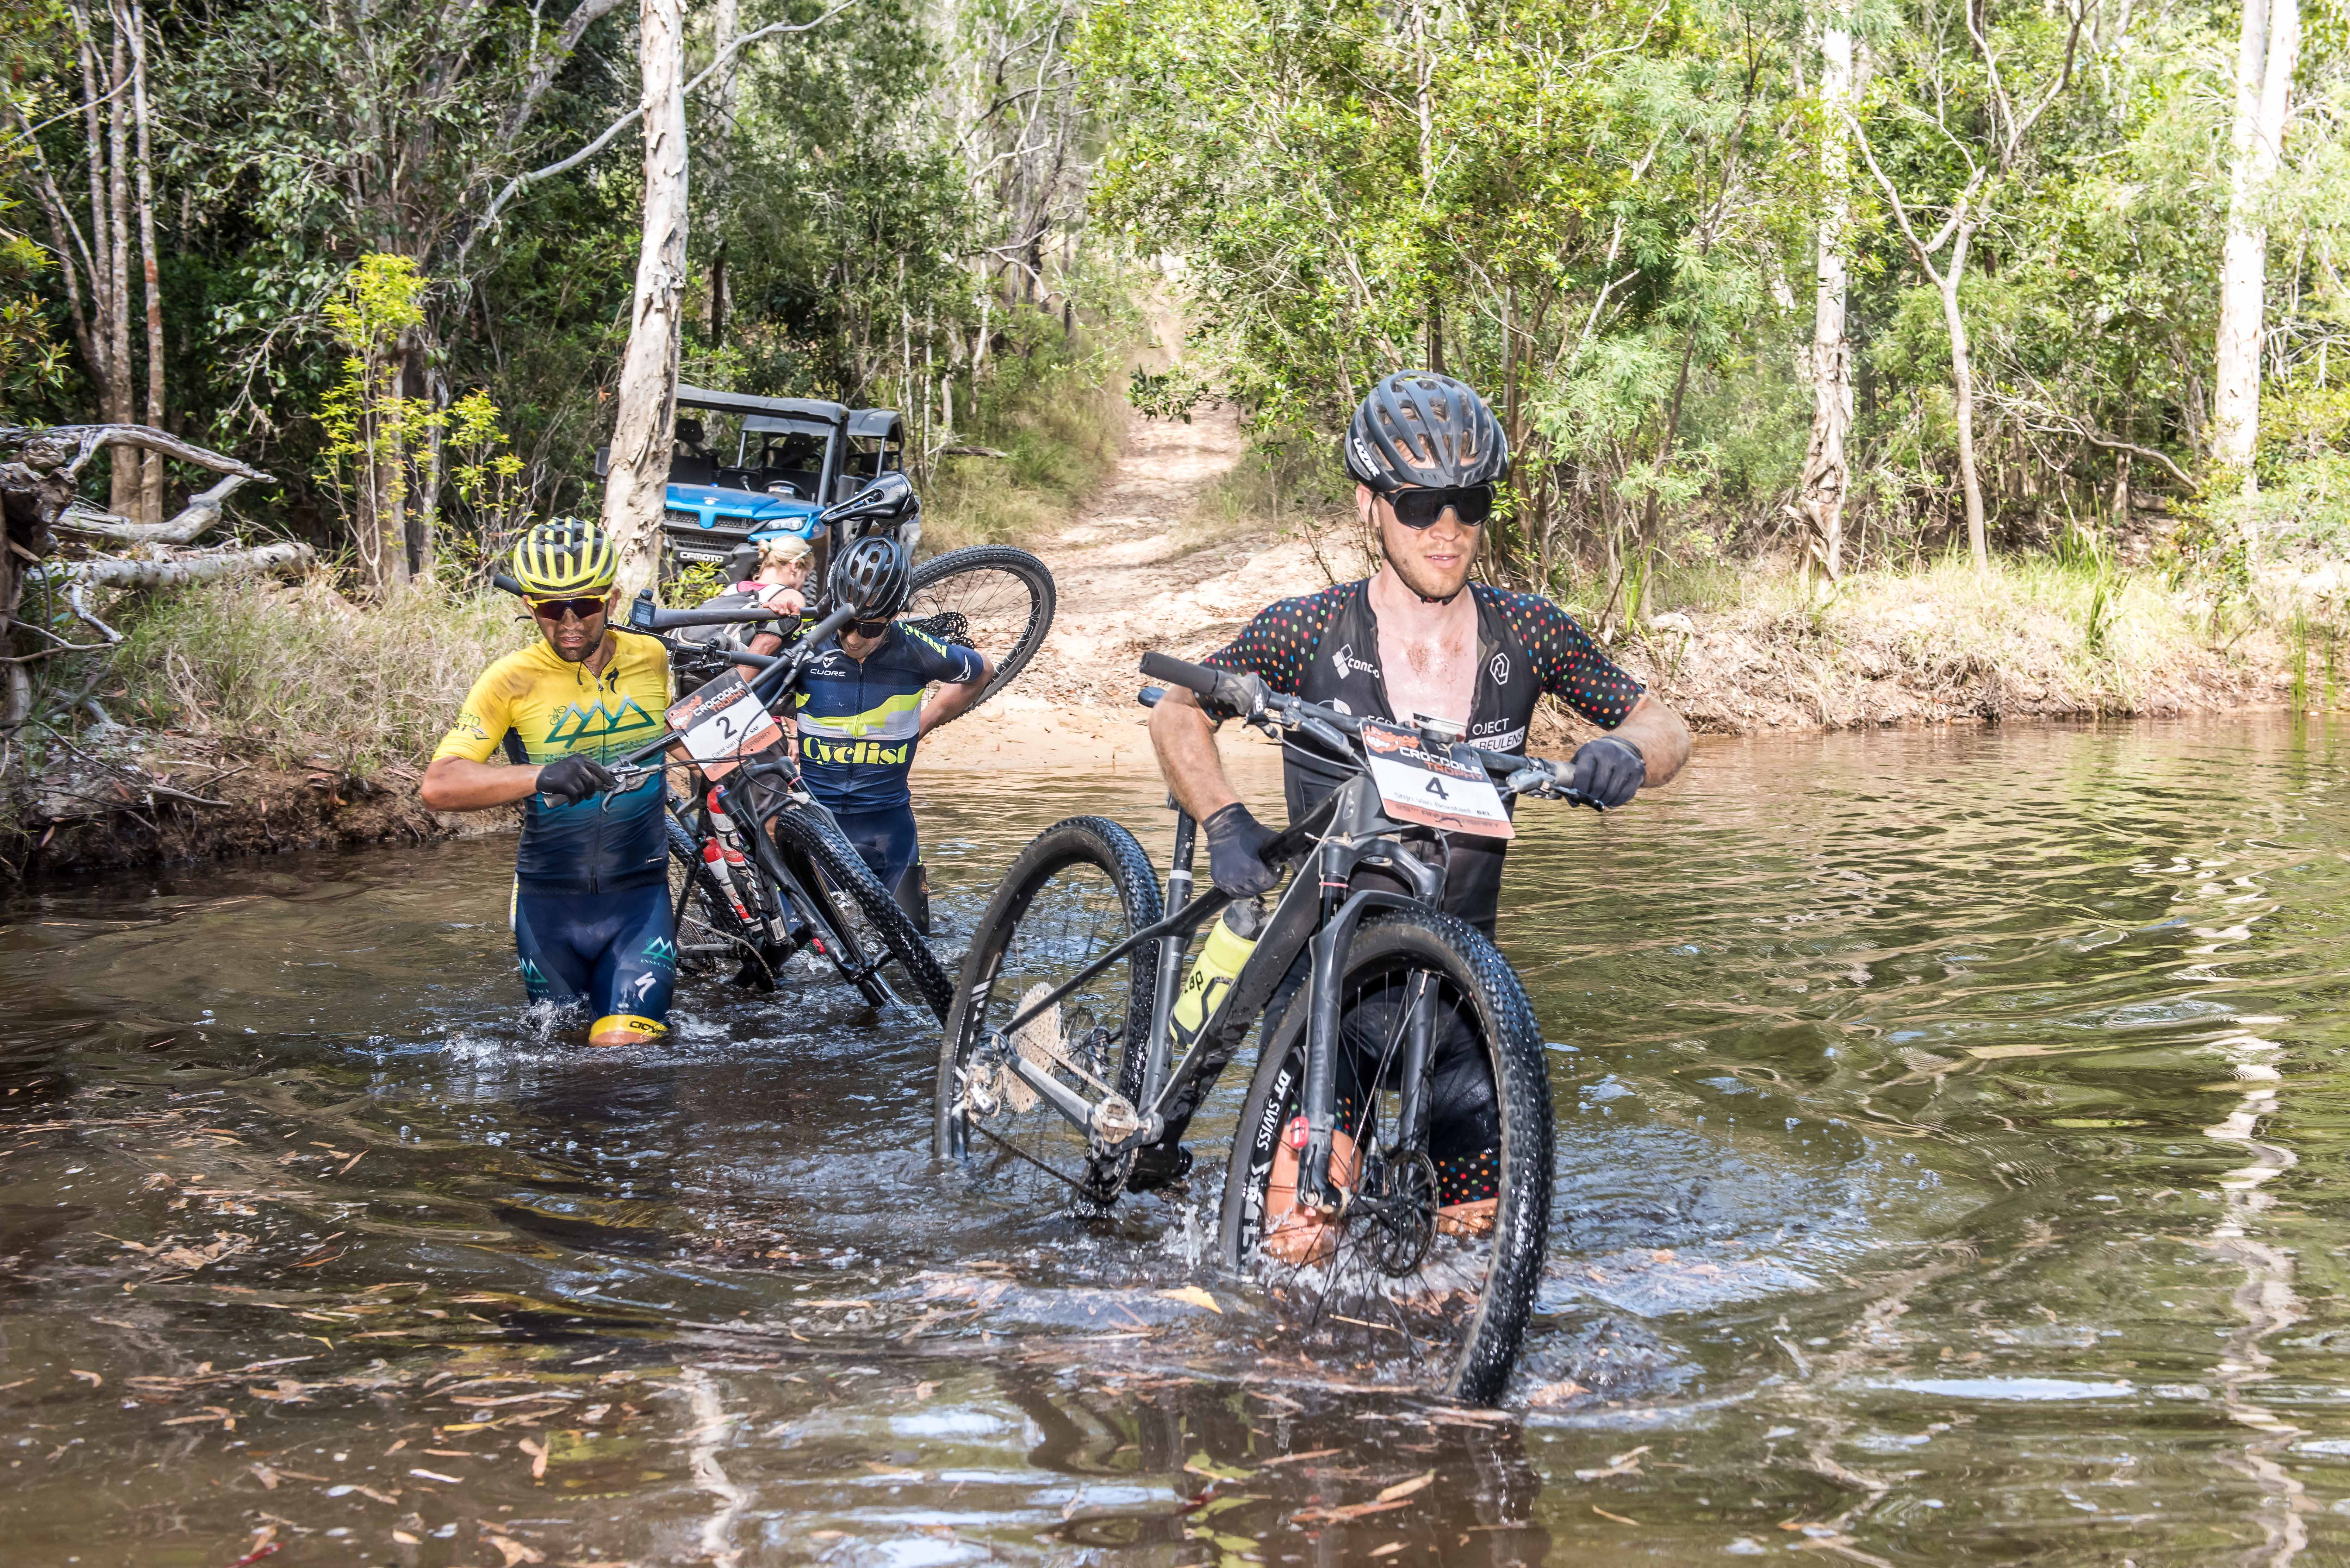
[1610,551,2286,732]
[920,347,1130,552]
[107,576,531,770]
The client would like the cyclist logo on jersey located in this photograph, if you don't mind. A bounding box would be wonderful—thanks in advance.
[1333,644,1379,679]
[543,696,658,750]
[1489,652,1510,685]
[641,935,678,966]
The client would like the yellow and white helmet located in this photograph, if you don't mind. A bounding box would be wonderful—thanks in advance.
[510,517,618,598]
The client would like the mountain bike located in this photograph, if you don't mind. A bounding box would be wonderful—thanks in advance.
[933,653,1593,1403]
[490,576,956,1022]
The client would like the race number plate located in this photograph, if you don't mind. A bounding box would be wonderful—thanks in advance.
[666,672,783,780]
[1358,718,1513,839]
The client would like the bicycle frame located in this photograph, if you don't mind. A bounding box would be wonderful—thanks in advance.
[967,769,1451,1211]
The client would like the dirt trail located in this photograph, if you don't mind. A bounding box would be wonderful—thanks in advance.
[916,404,1342,774]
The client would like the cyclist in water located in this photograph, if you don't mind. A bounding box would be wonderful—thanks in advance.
[1147,370,1692,1255]
[793,536,994,932]
[420,519,677,1047]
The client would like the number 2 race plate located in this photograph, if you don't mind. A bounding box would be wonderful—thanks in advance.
[1358,718,1513,839]
[666,672,784,780]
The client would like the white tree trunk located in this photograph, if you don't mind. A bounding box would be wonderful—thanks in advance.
[126,0,165,527]
[602,0,690,599]
[2213,0,2300,475]
[1939,250,1988,568]
[1798,9,1854,582]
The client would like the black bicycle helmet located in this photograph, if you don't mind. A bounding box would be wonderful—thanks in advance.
[829,534,912,620]
[1344,371,1510,492]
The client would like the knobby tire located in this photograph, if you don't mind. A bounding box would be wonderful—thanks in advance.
[1215,908,1554,1405]
[769,800,955,1023]
[907,545,1055,720]
[935,816,1164,1205]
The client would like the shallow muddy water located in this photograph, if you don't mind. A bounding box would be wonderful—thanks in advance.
[7,716,2350,1565]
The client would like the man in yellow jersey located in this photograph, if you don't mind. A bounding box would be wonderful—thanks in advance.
[421,519,677,1046]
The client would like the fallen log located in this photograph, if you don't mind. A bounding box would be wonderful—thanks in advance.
[31,541,315,593]
[54,471,263,546]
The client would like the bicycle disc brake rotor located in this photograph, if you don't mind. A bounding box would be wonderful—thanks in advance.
[1357,1149,1440,1277]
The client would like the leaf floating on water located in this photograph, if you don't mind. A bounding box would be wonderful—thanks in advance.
[1157,1285,1222,1314]
[1592,1505,1641,1525]
[1526,1380,1587,1407]
[910,1381,937,1402]
[1574,1443,1650,1481]
[409,1468,464,1484]
[518,1436,549,1480]
[68,1368,101,1388]
[1184,1451,1256,1483]
[487,1536,546,1567]
[1374,1470,1435,1504]
[391,1531,419,1545]
[249,1463,280,1490]
[1369,1545,1407,1559]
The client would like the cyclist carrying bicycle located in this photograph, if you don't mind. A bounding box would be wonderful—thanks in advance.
[792,536,994,930]
[419,519,678,1047]
[1146,370,1692,1251]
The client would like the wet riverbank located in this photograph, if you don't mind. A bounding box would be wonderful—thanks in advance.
[7,716,2350,1564]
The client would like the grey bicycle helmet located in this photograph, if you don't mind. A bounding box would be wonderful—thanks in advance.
[1344,371,1511,492]
[829,534,912,620]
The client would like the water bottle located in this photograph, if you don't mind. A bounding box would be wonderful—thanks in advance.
[1168,900,1264,1050]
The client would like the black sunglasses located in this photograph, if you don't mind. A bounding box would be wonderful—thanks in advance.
[1384,484,1494,529]
[530,596,609,622]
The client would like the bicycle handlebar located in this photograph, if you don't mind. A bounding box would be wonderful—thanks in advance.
[1138,650,1591,805]
[489,574,791,632]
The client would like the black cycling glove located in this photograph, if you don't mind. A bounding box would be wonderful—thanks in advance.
[536,754,620,805]
[1201,802,1285,897]
[1569,735,1645,809]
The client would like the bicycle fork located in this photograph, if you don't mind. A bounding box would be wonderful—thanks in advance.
[1295,841,1444,1215]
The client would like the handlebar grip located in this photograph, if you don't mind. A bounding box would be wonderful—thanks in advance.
[1138,651,1266,718]
[492,572,526,596]
[1139,651,1218,695]
[1138,686,1164,709]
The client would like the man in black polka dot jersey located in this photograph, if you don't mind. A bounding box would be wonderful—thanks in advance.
[1141,372,1690,1245]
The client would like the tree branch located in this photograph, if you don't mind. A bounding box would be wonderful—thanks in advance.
[465,0,855,257]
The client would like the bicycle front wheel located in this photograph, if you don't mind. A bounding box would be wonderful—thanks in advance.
[666,811,766,983]
[1217,907,1554,1405]
[935,816,1163,1211]
[906,545,1055,719]
[768,801,956,1023]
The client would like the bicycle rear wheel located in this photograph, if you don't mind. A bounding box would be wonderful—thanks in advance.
[768,800,956,1022]
[935,816,1162,1210]
[1216,908,1554,1405]
[906,545,1055,718]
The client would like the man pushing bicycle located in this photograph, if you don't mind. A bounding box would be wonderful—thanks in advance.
[1146,370,1692,1252]
[421,519,677,1047]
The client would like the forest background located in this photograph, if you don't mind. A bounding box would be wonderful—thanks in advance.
[0,0,2346,852]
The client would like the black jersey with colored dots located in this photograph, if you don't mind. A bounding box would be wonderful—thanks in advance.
[1203,577,1643,931]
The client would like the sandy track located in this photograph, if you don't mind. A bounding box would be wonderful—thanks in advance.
[916,404,1344,774]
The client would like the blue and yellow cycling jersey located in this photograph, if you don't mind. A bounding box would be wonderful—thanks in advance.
[794,623,983,811]
[433,632,673,894]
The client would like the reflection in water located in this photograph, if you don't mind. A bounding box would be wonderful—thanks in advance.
[15,720,2350,1561]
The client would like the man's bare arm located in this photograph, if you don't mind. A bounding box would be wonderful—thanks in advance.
[1611,693,1692,788]
[918,654,996,735]
[1149,687,1243,820]
[421,756,547,812]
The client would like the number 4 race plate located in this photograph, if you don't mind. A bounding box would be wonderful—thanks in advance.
[1358,718,1513,840]
[666,672,784,780]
